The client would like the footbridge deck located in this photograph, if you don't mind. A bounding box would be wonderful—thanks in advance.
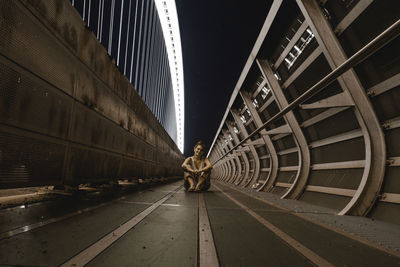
[0,180,399,266]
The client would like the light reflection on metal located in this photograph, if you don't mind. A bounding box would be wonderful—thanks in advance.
[252,99,259,109]
[240,115,247,123]
[0,199,115,240]
[261,86,271,99]
[284,27,315,69]
[246,108,251,117]
[214,17,400,164]
[274,72,281,81]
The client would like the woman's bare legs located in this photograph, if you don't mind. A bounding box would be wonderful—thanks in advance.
[184,171,196,191]
[195,171,210,191]
[188,177,196,191]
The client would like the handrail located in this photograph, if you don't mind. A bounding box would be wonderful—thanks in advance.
[213,18,400,164]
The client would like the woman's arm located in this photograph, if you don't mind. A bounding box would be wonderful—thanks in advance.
[199,158,213,173]
[182,158,195,173]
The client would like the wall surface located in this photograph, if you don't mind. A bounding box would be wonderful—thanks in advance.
[0,0,184,188]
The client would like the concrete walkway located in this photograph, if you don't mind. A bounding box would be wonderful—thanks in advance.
[0,180,399,266]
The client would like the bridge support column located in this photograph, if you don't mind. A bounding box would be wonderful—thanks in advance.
[240,91,279,192]
[296,0,386,216]
[231,109,261,187]
[222,129,240,184]
[257,60,311,199]
[217,139,230,181]
[226,121,250,185]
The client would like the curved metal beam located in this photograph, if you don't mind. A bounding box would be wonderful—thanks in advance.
[240,91,279,191]
[223,129,241,184]
[214,140,225,180]
[218,143,228,181]
[222,132,237,183]
[218,138,231,181]
[226,120,250,185]
[257,60,311,200]
[296,0,386,216]
[231,109,261,187]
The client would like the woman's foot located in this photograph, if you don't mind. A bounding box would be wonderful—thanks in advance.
[188,186,195,192]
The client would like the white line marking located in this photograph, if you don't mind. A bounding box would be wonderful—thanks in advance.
[213,184,334,267]
[219,181,400,258]
[61,185,183,267]
[120,200,184,207]
[199,194,220,267]
[0,183,183,240]
[0,202,111,240]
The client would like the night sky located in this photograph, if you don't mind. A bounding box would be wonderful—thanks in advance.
[175,0,273,156]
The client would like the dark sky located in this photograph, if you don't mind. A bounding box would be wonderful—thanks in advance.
[175,0,273,156]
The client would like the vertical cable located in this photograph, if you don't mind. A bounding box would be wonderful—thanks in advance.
[129,0,139,83]
[155,24,162,120]
[87,0,92,27]
[99,0,104,41]
[144,2,155,108]
[134,0,145,90]
[97,0,101,39]
[160,45,167,125]
[117,0,125,66]
[123,0,132,75]
[139,0,150,97]
[147,8,155,111]
[150,15,157,114]
[108,0,116,55]
[83,0,86,21]
[157,21,165,121]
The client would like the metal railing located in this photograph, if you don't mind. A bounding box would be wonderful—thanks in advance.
[213,18,400,164]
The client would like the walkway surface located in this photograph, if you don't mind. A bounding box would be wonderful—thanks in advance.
[0,180,399,266]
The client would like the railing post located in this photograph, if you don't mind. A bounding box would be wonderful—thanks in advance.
[223,129,241,184]
[231,109,261,187]
[257,60,311,199]
[214,140,225,180]
[296,0,386,216]
[218,137,231,181]
[226,120,250,185]
[240,91,279,191]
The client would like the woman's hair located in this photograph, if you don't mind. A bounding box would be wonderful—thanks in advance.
[194,140,205,149]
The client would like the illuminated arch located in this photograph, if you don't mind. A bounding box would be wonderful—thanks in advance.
[155,0,185,152]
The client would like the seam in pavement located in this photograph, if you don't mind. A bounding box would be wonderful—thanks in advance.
[213,183,334,267]
[0,183,182,240]
[0,201,112,241]
[217,181,400,258]
[198,193,220,267]
[60,185,183,267]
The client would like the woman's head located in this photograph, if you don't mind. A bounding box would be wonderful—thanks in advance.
[194,141,205,157]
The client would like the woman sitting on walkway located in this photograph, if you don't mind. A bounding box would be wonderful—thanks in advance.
[181,141,213,192]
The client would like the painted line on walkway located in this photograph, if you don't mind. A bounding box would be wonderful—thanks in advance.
[218,181,400,258]
[61,185,183,267]
[157,189,185,193]
[0,201,111,241]
[0,182,182,241]
[0,192,39,202]
[213,183,334,267]
[120,200,184,207]
[198,193,220,267]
